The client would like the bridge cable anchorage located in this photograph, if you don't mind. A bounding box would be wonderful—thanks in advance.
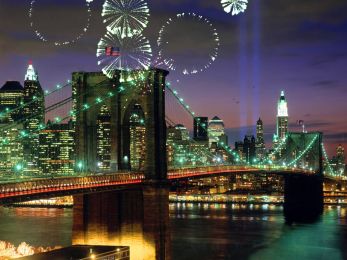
[0,80,72,122]
[0,79,117,147]
[165,81,246,165]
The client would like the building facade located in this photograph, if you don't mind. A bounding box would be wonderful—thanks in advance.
[275,91,289,142]
[96,105,112,171]
[194,117,208,141]
[23,62,45,173]
[208,116,226,147]
[38,120,75,175]
[255,118,266,160]
[243,135,256,164]
[0,81,25,173]
[129,103,146,171]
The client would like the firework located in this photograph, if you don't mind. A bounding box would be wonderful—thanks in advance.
[156,12,220,76]
[102,0,150,38]
[28,0,92,46]
[96,29,152,79]
[221,0,248,16]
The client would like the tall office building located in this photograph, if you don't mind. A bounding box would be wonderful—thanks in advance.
[167,124,191,167]
[255,118,266,159]
[243,135,256,164]
[336,144,345,175]
[276,91,289,141]
[129,103,146,171]
[96,105,111,171]
[235,141,244,161]
[23,61,45,173]
[194,117,208,141]
[0,81,25,173]
[0,81,24,122]
[38,120,75,175]
[208,116,227,146]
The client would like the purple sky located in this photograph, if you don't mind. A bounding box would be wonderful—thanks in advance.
[0,0,346,159]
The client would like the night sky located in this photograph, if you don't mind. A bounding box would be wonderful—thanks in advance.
[0,0,346,158]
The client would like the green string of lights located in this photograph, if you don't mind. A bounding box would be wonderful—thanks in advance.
[266,135,289,161]
[287,134,319,167]
[165,82,244,164]
[0,80,71,120]
[0,97,72,133]
[322,143,339,177]
[0,78,115,145]
[1,82,125,147]
[15,86,124,144]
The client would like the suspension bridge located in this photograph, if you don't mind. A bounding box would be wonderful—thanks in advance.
[0,68,344,220]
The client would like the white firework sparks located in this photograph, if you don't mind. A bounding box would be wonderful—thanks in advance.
[156,12,220,76]
[28,0,92,46]
[221,0,248,16]
[96,29,152,79]
[102,0,150,38]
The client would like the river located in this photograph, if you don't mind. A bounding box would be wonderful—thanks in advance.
[0,204,346,259]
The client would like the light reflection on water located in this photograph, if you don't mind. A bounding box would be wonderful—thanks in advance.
[170,203,347,260]
[0,203,346,260]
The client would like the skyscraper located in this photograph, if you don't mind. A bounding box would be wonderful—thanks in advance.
[23,61,45,173]
[194,117,208,141]
[0,81,24,122]
[0,81,25,173]
[256,118,266,159]
[129,103,146,171]
[167,124,191,167]
[96,105,111,171]
[208,116,227,147]
[38,120,75,175]
[243,135,256,164]
[276,91,289,141]
[336,144,345,175]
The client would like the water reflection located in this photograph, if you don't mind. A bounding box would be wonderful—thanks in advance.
[72,186,171,260]
[0,200,346,259]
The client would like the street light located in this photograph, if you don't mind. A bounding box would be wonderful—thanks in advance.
[15,164,23,172]
[77,161,84,174]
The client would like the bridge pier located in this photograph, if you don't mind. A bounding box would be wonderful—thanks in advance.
[72,186,170,260]
[284,174,323,223]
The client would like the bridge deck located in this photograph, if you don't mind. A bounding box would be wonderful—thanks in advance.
[0,166,317,204]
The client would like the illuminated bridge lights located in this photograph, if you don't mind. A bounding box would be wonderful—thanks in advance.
[0,80,71,120]
[0,166,316,201]
[0,83,128,147]
[287,134,319,167]
[322,143,340,177]
[165,82,246,164]
[0,173,145,200]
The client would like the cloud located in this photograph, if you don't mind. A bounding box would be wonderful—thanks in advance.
[310,53,347,67]
[324,132,347,142]
[312,80,338,87]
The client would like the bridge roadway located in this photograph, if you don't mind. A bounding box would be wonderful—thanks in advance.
[0,165,315,204]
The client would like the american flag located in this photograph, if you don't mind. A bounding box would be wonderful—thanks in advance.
[105,46,121,57]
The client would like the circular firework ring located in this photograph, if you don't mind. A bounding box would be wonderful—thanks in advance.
[221,0,248,16]
[157,12,220,76]
[96,28,152,79]
[102,0,150,38]
[28,0,93,46]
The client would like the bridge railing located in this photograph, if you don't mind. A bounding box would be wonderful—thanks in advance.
[168,165,315,179]
[0,172,144,195]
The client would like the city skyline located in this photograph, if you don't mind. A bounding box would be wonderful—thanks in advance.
[0,0,346,157]
[0,2,347,260]
[1,61,345,164]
